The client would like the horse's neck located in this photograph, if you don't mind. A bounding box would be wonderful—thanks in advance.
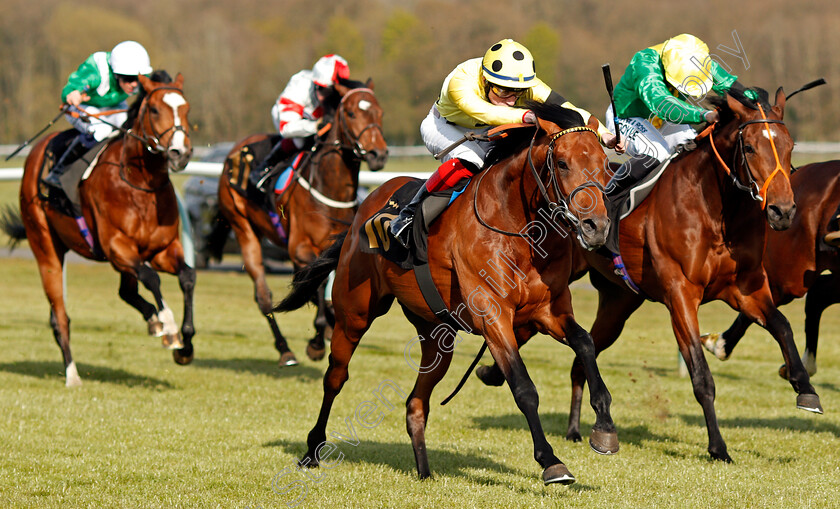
[122,138,169,188]
[308,134,360,202]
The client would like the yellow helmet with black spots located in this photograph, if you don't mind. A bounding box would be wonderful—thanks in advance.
[659,34,713,98]
[481,39,536,89]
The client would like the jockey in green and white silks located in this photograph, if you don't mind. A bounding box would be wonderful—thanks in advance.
[43,41,152,189]
[605,34,757,195]
[390,38,621,247]
[61,40,152,144]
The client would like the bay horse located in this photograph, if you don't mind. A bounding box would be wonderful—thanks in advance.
[210,78,387,367]
[276,103,618,485]
[701,160,840,379]
[6,72,194,387]
[476,88,822,463]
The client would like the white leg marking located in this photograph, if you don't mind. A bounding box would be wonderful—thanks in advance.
[802,350,817,377]
[158,302,179,336]
[66,361,82,387]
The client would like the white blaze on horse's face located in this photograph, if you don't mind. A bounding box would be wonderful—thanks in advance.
[358,100,371,111]
[762,129,777,141]
[162,92,188,151]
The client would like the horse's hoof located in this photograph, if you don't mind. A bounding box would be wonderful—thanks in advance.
[543,463,575,485]
[710,450,733,463]
[298,454,319,469]
[306,342,325,362]
[161,333,184,350]
[173,349,194,365]
[796,393,823,414]
[279,351,299,367]
[475,365,505,386]
[147,317,163,336]
[589,429,619,455]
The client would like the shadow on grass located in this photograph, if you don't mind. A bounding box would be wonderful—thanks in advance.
[195,357,323,380]
[676,412,840,438]
[0,360,172,388]
[264,437,565,496]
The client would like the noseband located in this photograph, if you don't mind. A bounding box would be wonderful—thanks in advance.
[707,103,787,209]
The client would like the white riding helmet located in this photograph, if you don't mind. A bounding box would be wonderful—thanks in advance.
[311,54,350,88]
[109,41,152,76]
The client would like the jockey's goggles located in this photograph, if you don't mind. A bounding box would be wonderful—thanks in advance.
[489,84,527,99]
[116,74,139,83]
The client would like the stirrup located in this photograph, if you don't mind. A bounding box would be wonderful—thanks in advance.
[392,217,413,248]
[824,230,840,247]
[43,171,63,189]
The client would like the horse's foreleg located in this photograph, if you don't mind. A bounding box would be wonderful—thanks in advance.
[173,265,196,365]
[760,306,821,412]
[668,291,731,462]
[134,263,183,350]
[568,271,642,443]
[118,272,158,325]
[485,321,573,485]
[558,316,617,455]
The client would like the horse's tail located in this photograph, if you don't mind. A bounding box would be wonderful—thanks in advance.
[0,205,27,250]
[274,230,348,313]
[202,210,231,262]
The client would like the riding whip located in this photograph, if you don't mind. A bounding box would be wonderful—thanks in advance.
[5,106,68,161]
[601,64,621,145]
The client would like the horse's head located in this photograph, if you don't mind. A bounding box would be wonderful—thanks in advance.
[711,87,795,230]
[332,78,389,171]
[530,102,611,249]
[136,73,193,172]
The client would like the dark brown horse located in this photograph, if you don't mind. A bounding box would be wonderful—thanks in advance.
[276,103,618,485]
[701,160,840,378]
[477,88,822,463]
[5,73,194,386]
[211,79,387,367]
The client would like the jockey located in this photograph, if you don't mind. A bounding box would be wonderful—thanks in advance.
[254,54,350,188]
[605,33,757,196]
[390,39,622,247]
[44,40,152,188]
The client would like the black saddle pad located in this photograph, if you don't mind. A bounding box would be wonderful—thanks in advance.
[359,179,469,269]
[224,135,285,208]
[605,157,671,254]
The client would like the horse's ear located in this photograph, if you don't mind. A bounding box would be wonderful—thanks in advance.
[773,86,785,119]
[334,83,350,97]
[726,93,749,118]
[365,78,375,90]
[138,75,154,93]
[174,73,185,89]
[587,114,600,132]
[536,117,551,134]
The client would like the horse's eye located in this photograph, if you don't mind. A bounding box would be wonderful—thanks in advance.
[557,159,569,170]
[149,106,159,115]
[743,144,755,154]
[346,111,356,118]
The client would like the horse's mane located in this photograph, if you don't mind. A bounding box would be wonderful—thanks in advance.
[484,101,585,167]
[706,86,771,125]
[121,70,174,134]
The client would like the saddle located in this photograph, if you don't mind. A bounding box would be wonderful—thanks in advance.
[224,135,297,210]
[41,130,108,217]
[360,179,470,270]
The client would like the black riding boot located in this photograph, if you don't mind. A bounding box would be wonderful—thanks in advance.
[250,139,289,191]
[390,185,431,249]
[43,135,89,189]
[606,154,660,198]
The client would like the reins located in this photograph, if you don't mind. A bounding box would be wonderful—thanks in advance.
[702,103,788,209]
[473,125,605,246]
[289,87,383,209]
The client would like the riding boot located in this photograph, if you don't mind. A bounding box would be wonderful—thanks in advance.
[390,185,430,249]
[43,134,91,189]
[606,154,660,198]
[250,138,292,191]
[823,201,840,247]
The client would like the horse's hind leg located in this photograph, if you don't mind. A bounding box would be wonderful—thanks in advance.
[150,244,197,364]
[700,312,752,361]
[27,225,80,386]
[402,312,456,479]
[118,273,159,331]
[135,263,184,350]
[305,281,334,362]
[790,273,840,379]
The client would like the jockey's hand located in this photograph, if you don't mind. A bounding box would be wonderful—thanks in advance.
[523,110,537,124]
[65,90,90,107]
[602,132,626,154]
[704,109,720,123]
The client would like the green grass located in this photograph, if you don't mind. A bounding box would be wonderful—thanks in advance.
[0,253,838,508]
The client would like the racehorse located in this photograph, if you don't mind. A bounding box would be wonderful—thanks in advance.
[475,88,822,463]
[276,102,618,485]
[701,160,840,379]
[4,72,194,387]
[209,79,387,367]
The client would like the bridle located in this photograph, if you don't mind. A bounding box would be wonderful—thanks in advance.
[294,87,385,209]
[132,86,190,155]
[706,103,788,209]
[474,125,607,247]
